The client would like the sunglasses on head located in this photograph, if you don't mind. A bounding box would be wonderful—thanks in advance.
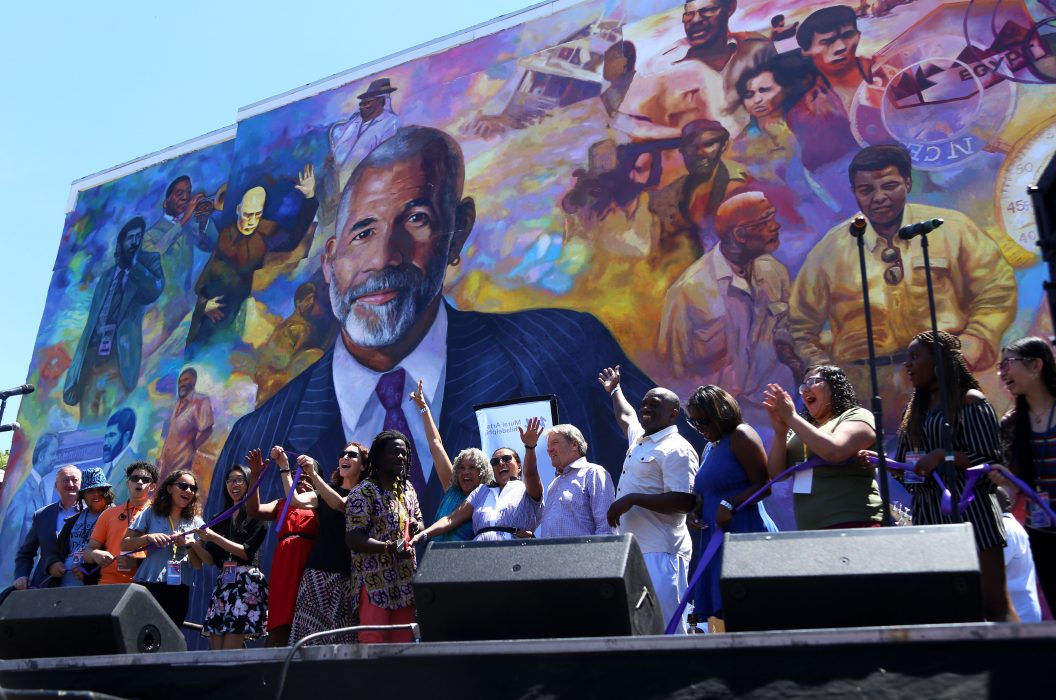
[341,450,360,460]
[128,475,154,484]
[490,454,515,467]
[173,482,198,493]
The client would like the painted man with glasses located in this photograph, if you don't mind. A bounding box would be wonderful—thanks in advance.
[789,143,1016,434]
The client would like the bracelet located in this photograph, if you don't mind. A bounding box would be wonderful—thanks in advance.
[719,499,735,511]
[419,406,428,414]
[279,468,291,474]
[421,532,429,543]
[610,386,621,396]
[524,443,537,449]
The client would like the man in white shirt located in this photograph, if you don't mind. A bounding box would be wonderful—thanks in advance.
[599,366,699,632]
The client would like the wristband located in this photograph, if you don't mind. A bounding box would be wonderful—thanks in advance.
[524,443,537,449]
[279,468,291,474]
[719,499,734,511]
[419,406,428,414]
[610,386,621,396]
[421,532,429,543]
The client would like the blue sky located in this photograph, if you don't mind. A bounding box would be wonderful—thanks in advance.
[0,0,540,454]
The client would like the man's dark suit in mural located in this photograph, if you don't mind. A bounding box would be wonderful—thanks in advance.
[63,217,163,424]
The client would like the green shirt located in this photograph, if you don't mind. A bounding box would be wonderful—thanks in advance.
[785,406,883,529]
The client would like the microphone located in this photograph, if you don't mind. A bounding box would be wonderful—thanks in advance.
[898,218,944,240]
[0,422,20,433]
[0,384,34,400]
[848,215,867,238]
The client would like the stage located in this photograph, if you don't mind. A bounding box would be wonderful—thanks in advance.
[1,622,1053,699]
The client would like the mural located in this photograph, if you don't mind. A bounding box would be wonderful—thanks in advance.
[4,0,1056,601]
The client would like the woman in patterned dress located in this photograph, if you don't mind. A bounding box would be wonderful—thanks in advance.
[199,463,268,649]
[346,430,423,644]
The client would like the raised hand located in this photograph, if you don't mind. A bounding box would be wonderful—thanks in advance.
[271,446,290,469]
[409,378,427,411]
[519,417,544,446]
[295,164,316,199]
[246,448,266,476]
[762,383,796,423]
[597,365,621,393]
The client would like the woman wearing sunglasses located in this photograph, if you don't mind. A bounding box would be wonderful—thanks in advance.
[284,442,366,645]
[409,379,491,541]
[763,364,883,530]
[121,469,208,627]
[683,386,777,624]
[996,335,1056,612]
[411,421,542,543]
[245,447,320,647]
[198,463,268,650]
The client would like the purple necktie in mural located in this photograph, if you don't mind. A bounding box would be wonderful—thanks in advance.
[374,368,426,497]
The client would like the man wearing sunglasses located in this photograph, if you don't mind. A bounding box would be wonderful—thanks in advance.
[789,143,1016,434]
[81,461,157,585]
[599,366,699,633]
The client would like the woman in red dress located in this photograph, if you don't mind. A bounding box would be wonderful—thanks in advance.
[245,447,319,647]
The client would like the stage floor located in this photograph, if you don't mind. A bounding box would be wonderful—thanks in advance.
[2,622,1053,699]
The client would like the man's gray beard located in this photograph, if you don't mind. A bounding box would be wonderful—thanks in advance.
[329,260,446,348]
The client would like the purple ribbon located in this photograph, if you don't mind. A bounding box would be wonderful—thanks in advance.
[70,458,275,581]
[663,457,828,634]
[274,465,304,534]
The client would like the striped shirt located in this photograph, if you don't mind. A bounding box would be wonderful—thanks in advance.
[1029,425,1056,499]
[897,399,1006,550]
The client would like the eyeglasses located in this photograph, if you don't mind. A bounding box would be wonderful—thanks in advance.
[226,477,247,485]
[997,357,1028,372]
[798,377,826,394]
[128,475,154,484]
[341,450,360,460]
[880,245,904,285]
[686,415,710,431]
[490,454,516,467]
[173,482,198,493]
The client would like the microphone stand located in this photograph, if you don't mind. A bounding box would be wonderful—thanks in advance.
[850,216,892,526]
[904,220,961,522]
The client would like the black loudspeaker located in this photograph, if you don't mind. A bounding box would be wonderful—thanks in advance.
[0,583,187,658]
[414,534,664,641]
[721,524,983,632]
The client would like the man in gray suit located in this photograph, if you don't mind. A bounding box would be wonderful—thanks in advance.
[63,217,164,424]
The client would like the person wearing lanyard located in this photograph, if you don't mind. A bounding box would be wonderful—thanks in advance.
[121,469,207,628]
[198,463,268,650]
[244,447,320,647]
[48,468,114,586]
[346,430,423,644]
[995,335,1056,613]
[83,461,157,585]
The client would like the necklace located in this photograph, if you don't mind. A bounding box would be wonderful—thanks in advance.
[1030,399,1056,428]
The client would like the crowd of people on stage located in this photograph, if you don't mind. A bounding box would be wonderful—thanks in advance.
[10,329,1056,643]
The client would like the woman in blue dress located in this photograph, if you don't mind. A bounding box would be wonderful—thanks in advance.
[685,385,777,622]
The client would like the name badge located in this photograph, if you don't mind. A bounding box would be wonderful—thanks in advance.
[166,560,182,586]
[1030,492,1052,529]
[72,551,84,567]
[903,451,926,484]
[97,324,117,356]
[222,560,238,584]
[116,555,133,572]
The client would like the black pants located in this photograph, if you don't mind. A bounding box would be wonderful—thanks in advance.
[1027,526,1056,612]
[142,582,190,629]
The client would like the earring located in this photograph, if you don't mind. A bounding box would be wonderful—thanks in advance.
[450,255,461,266]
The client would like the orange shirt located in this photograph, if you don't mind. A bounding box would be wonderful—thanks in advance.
[91,500,150,585]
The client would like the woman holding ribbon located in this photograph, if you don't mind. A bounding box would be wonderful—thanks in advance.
[346,430,424,644]
[893,330,1014,621]
[684,386,777,623]
[409,379,489,541]
[763,365,883,529]
[245,447,319,647]
[997,335,1056,610]
[410,421,542,543]
[121,469,207,627]
[286,442,366,645]
[198,463,268,649]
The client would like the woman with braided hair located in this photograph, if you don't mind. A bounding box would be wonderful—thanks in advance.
[894,330,1017,621]
[345,430,424,644]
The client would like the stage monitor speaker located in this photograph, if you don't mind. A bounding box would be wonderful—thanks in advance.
[721,523,983,632]
[414,534,664,641]
[0,583,186,659]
